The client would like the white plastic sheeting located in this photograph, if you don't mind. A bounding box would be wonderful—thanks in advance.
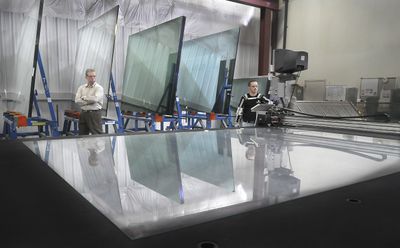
[0,0,260,117]
[0,0,40,114]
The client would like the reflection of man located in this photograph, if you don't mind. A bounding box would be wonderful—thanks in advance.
[245,144,256,160]
[75,68,104,135]
[80,138,105,166]
[88,149,100,166]
[76,137,122,215]
[237,128,257,160]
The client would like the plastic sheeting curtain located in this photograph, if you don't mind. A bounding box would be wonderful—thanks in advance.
[0,0,40,114]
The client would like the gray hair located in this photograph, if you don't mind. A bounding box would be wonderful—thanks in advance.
[85,68,96,76]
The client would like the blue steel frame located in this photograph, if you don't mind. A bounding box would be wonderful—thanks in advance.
[2,51,60,139]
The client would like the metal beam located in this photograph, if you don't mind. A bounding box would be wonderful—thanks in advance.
[28,0,44,117]
[259,8,272,75]
[228,0,278,75]
[228,0,279,10]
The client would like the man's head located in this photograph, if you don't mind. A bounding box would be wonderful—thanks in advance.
[248,80,259,96]
[245,144,256,160]
[88,149,99,166]
[85,68,96,85]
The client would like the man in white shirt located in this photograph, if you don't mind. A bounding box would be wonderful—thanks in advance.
[75,68,104,135]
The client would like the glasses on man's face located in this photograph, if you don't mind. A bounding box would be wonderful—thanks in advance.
[87,75,96,78]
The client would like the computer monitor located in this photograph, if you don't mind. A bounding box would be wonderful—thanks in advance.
[273,49,308,74]
[251,103,273,113]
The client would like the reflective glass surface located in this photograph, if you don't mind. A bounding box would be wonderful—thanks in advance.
[71,6,118,107]
[121,17,185,114]
[177,28,240,113]
[0,0,40,114]
[176,131,234,191]
[24,128,400,240]
[125,133,183,203]
[230,76,268,110]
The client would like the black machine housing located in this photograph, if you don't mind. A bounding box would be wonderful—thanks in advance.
[273,49,308,74]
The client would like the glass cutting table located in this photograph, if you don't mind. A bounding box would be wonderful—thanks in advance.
[24,127,400,240]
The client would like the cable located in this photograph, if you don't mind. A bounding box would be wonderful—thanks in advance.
[282,107,391,120]
[287,71,301,108]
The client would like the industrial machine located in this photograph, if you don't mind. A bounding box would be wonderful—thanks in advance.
[252,49,400,137]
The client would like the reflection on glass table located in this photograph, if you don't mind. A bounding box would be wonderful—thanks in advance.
[24,128,400,240]
[176,131,234,191]
[76,138,122,215]
[124,133,184,204]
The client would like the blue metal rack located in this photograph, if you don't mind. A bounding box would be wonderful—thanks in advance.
[109,75,124,133]
[118,67,234,132]
[2,51,60,139]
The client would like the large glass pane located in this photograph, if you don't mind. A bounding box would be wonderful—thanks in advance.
[176,131,234,191]
[24,128,400,240]
[124,133,184,203]
[121,16,185,115]
[230,76,268,111]
[177,28,240,113]
[0,0,40,115]
[71,6,119,110]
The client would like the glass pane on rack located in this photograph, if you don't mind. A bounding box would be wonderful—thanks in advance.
[121,16,185,115]
[71,6,119,111]
[177,28,240,113]
[0,0,40,115]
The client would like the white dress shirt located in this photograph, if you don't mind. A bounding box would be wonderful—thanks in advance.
[75,82,104,111]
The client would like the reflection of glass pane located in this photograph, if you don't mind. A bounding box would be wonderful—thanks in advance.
[177,28,240,112]
[125,133,183,203]
[76,138,123,215]
[177,131,234,191]
[230,76,268,110]
[121,17,185,115]
[24,137,123,223]
[71,6,118,108]
[0,0,40,114]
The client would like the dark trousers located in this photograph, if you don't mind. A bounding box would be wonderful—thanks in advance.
[79,110,103,135]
